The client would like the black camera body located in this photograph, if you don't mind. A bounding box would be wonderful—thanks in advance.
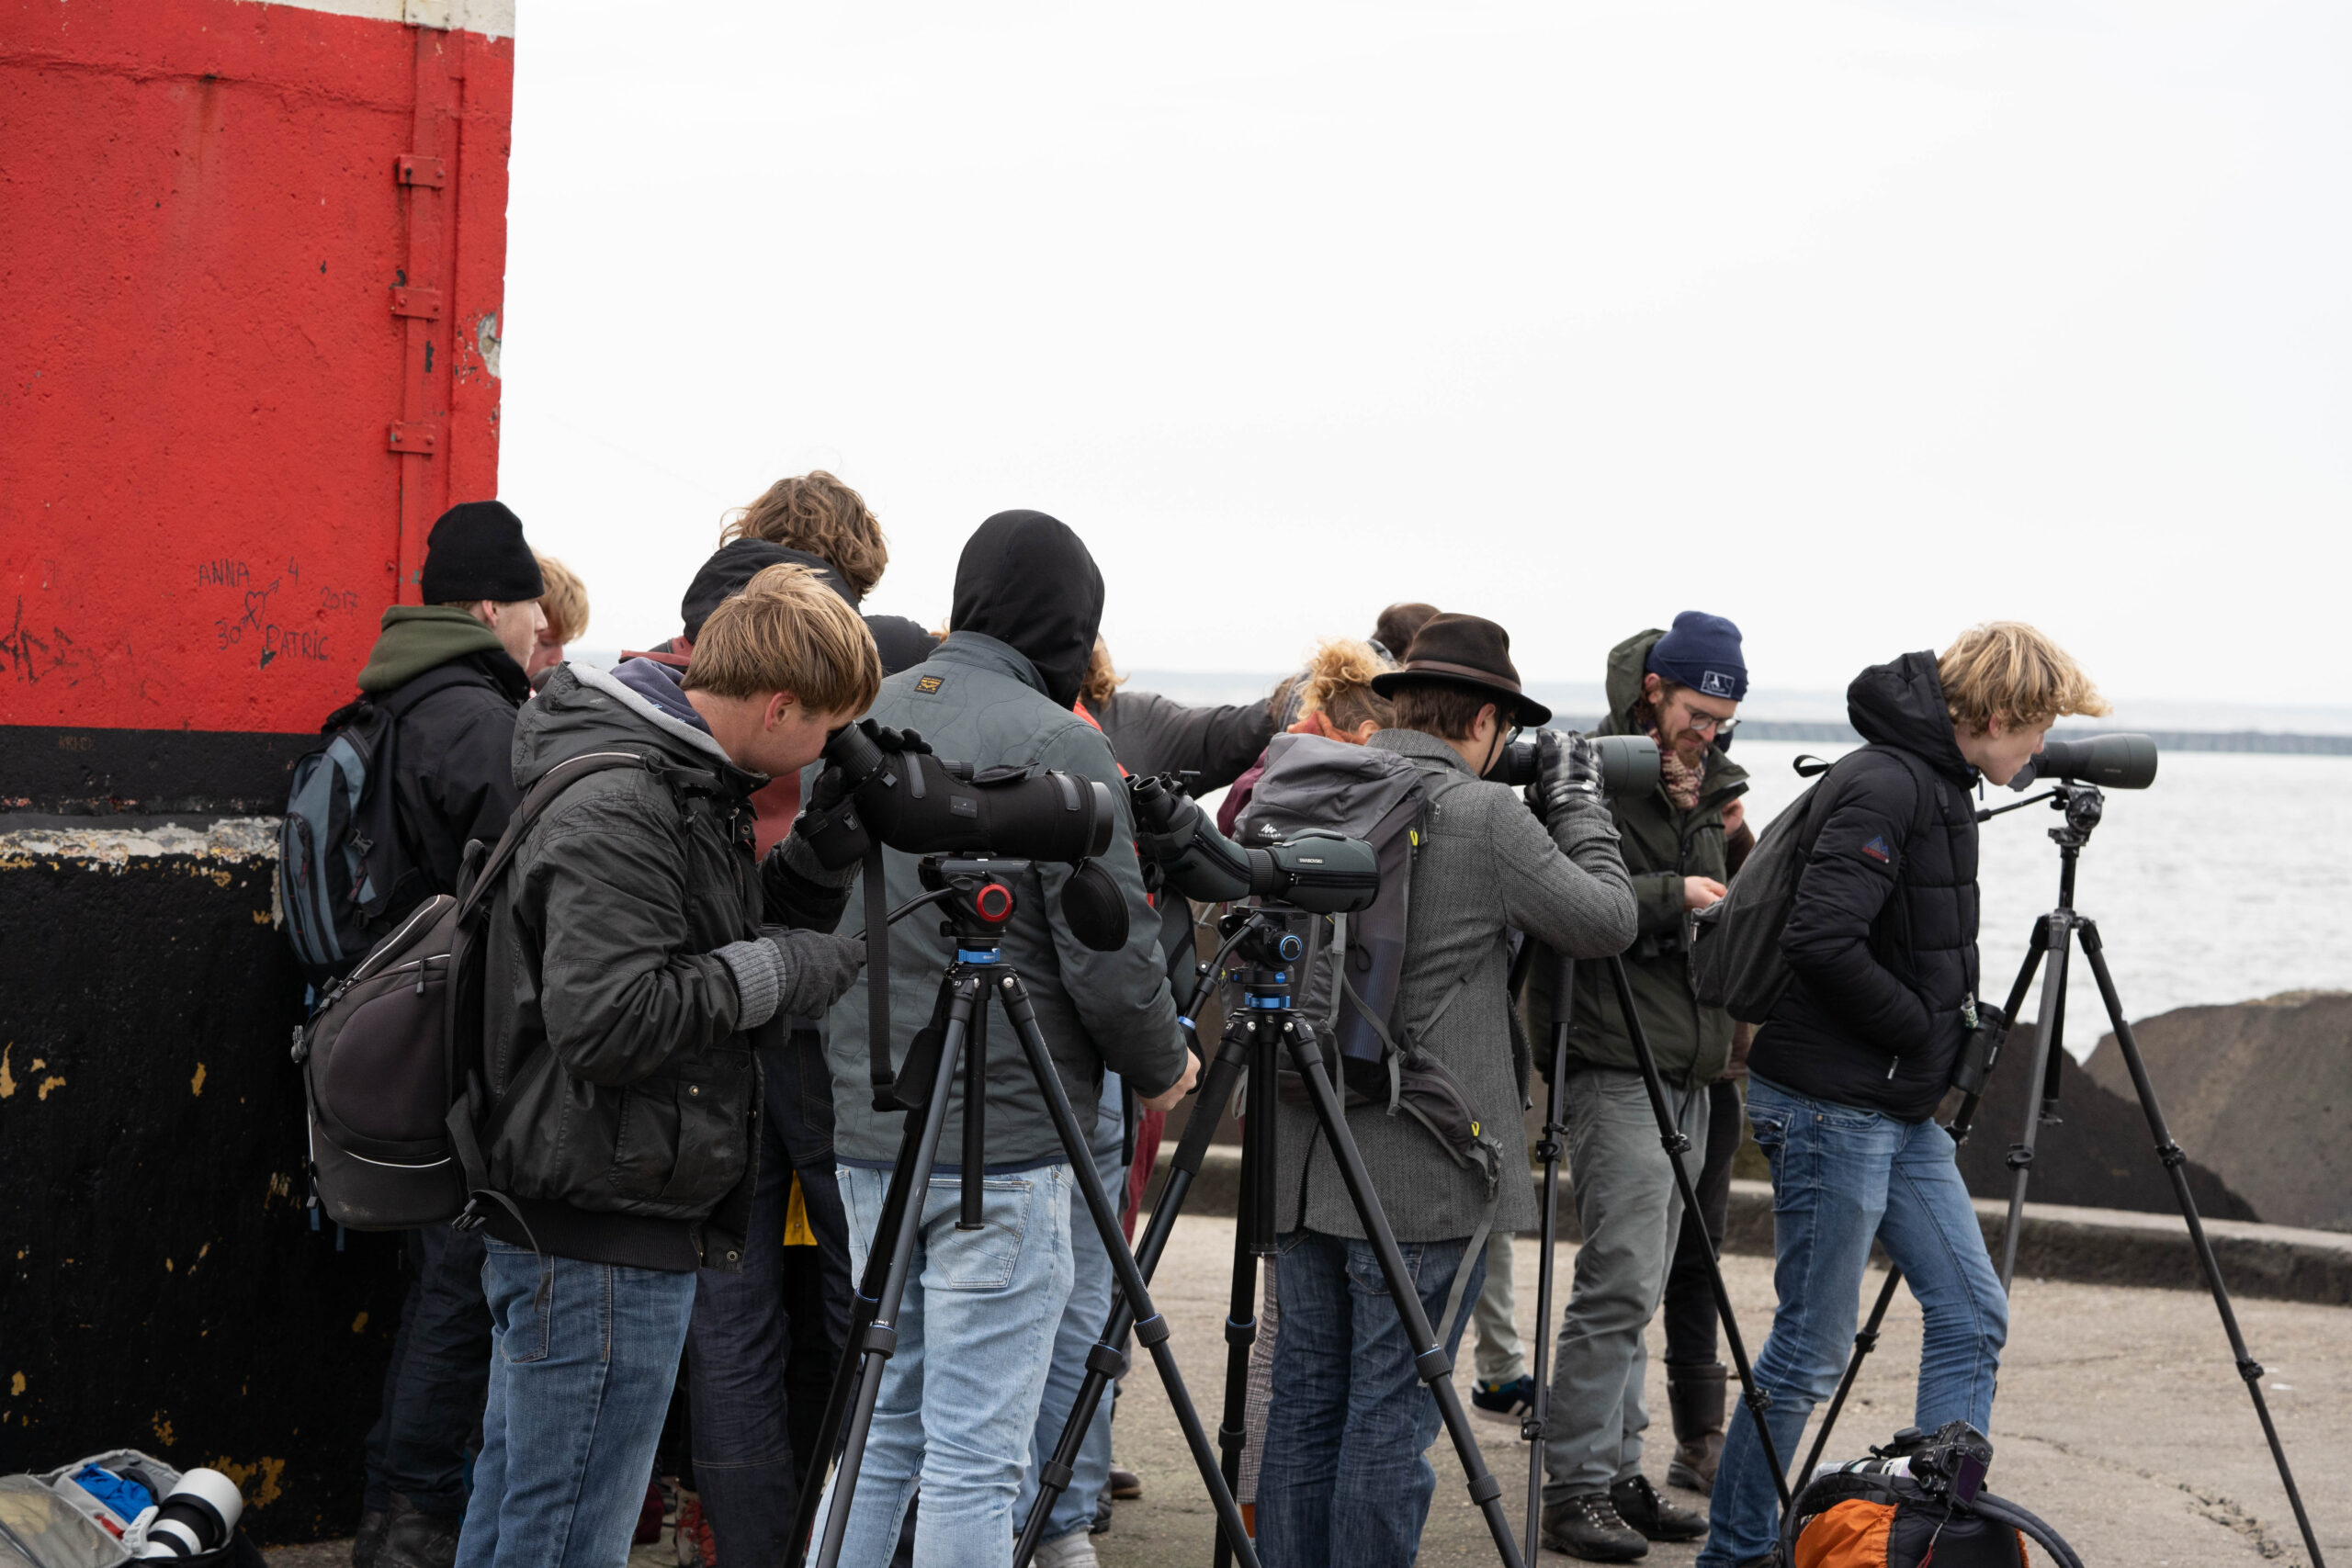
[1490,730,1663,798]
[803,719,1116,871]
[1824,1420,1994,1506]
[1126,773,1378,916]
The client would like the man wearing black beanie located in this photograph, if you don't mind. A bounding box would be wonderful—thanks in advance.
[345,499,544,1568]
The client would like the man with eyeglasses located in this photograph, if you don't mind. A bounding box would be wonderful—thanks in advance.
[1523,612,1749,1561]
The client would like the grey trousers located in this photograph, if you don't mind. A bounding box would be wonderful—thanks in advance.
[1542,1067,1709,1501]
[1472,1230,1526,1384]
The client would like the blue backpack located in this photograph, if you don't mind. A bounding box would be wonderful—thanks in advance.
[278,671,468,987]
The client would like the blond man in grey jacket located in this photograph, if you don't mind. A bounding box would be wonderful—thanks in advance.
[1257,614,1637,1568]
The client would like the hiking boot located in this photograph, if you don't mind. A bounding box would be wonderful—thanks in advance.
[1107,1463,1142,1500]
[353,1509,390,1568]
[1665,1361,1728,1494]
[1090,1491,1114,1536]
[1470,1374,1536,1422]
[1611,1473,1707,1543]
[376,1495,460,1568]
[1540,1494,1647,1562]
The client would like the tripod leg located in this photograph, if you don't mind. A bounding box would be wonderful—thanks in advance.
[2077,923,2329,1568]
[1012,1017,1251,1566]
[1214,1154,1260,1568]
[1798,930,2048,1480]
[1602,955,1791,1510]
[1524,956,1572,1557]
[996,975,1265,1568]
[1999,912,2072,1292]
[786,1088,927,1562]
[797,980,977,1568]
[1283,1020,1526,1568]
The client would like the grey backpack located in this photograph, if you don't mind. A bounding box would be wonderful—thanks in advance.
[1236,734,1505,1193]
[1688,748,1936,1022]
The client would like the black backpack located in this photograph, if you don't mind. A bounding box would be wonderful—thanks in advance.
[293,751,651,1231]
[278,670,473,988]
[1688,747,1938,1023]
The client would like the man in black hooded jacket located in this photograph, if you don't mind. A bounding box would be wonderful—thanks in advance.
[804,512,1197,1568]
[1697,624,2107,1568]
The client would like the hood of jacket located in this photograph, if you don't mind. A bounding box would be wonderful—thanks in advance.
[1599,626,1747,800]
[947,511,1103,711]
[1848,651,1974,784]
[514,660,766,798]
[356,605,524,694]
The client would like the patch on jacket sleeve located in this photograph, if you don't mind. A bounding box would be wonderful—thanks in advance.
[1861,835,1892,863]
[914,674,944,694]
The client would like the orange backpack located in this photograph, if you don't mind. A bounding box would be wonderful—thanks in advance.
[1783,1470,2082,1568]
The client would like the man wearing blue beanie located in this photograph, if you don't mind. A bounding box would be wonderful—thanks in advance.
[1523,612,1748,1560]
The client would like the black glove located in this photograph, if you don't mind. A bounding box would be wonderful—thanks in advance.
[1532,728,1604,819]
[863,720,929,756]
[767,929,869,1019]
[794,764,872,870]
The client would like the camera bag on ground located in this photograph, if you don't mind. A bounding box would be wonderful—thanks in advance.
[278,668,480,990]
[1688,747,1937,1022]
[1781,1440,2084,1568]
[1233,732,1506,1194]
[294,750,664,1230]
[0,1450,263,1568]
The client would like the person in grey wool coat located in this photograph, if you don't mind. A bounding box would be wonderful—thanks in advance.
[1254,613,1638,1568]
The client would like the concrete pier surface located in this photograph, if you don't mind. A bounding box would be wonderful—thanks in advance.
[261,1212,2347,1567]
[1091,1214,2348,1567]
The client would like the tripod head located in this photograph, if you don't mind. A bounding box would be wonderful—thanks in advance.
[917,854,1031,951]
[1217,905,1308,1004]
[1975,780,2104,849]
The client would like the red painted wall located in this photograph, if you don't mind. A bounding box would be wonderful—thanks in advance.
[0,0,512,735]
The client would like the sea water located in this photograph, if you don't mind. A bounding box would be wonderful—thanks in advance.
[1732,740,2352,1058]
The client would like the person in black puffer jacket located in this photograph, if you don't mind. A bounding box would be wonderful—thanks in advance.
[1698,624,2110,1568]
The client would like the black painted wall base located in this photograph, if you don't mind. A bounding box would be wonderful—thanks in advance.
[0,830,404,1543]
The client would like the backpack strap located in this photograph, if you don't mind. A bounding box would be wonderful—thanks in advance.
[1970,1493,2087,1568]
[447,750,672,1229]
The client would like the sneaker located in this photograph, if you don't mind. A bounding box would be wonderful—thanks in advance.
[1106,1464,1141,1501]
[1033,1529,1099,1568]
[1610,1473,1707,1543]
[1540,1493,1647,1562]
[353,1509,390,1568]
[1470,1375,1536,1422]
[675,1495,716,1568]
[376,1496,460,1568]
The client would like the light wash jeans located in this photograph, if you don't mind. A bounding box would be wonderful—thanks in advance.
[814,1161,1075,1568]
[1256,1229,1483,1568]
[1020,1072,1126,1547]
[1695,1075,2007,1567]
[455,1242,697,1568]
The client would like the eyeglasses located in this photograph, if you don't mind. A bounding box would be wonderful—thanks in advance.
[1678,707,1738,737]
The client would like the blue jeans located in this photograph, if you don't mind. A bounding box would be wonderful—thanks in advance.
[363,1224,491,1517]
[814,1162,1075,1568]
[685,1033,853,1564]
[1256,1229,1484,1568]
[1696,1075,2007,1567]
[1021,1073,1127,1546]
[454,1242,698,1568]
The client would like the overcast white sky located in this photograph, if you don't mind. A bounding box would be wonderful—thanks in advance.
[499,1,2349,705]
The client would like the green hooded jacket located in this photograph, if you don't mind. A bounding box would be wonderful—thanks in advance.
[1523,626,1747,1088]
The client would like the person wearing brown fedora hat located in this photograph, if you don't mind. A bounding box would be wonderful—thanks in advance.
[1255,613,1639,1568]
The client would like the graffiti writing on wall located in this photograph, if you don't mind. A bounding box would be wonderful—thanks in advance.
[202,558,367,671]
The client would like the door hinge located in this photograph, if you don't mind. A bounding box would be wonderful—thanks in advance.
[388,421,439,454]
[391,286,443,320]
[396,154,447,188]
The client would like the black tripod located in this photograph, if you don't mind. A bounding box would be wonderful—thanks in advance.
[786,857,1259,1568]
[1512,950,1791,1551]
[1015,904,1526,1568]
[1794,784,2326,1567]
